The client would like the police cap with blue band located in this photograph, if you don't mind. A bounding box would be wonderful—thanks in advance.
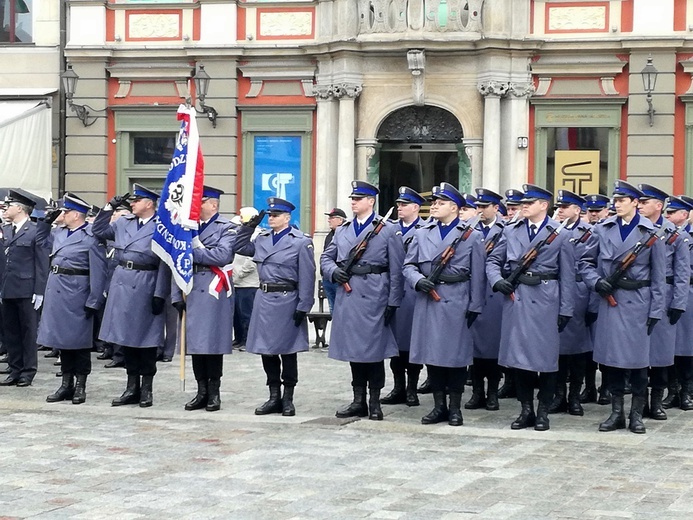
[585,194,610,210]
[62,194,92,214]
[349,180,379,198]
[463,193,478,209]
[202,185,225,199]
[266,197,295,214]
[520,184,553,203]
[505,188,524,206]
[129,183,160,201]
[666,196,693,212]
[638,183,669,202]
[499,202,507,216]
[395,186,426,205]
[557,189,586,207]
[431,182,465,208]
[612,180,644,200]
[475,188,503,206]
[681,195,693,208]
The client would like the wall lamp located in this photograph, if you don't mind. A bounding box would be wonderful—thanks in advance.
[640,54,659,127]
[193,65,218,128]
[60,65,108,127]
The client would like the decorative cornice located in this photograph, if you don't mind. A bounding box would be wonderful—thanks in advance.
[477,81,509,98]
[333,83,363,99]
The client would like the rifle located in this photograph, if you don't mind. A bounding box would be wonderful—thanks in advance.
[602,225,667,307]
[665,223,685,246]
[576,223,593,244]
[506,219,568,301]
[426,216,481,302]
[341,207,395,293]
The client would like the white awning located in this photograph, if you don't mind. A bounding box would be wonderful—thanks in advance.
[0,101,52,202]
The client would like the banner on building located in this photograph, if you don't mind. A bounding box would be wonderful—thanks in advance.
[554,150,600,196]
[152,105,205,294]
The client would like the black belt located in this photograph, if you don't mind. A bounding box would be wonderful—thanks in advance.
[260,282,297,293]
[517,272,559,286]
[437,272,471,284]
[193,265,212,273]
[119,260,157,271]
[615,278,651,290]
[690,276,693,286]
[342,264,389,275]
[51,265,89,276]
[666,276,674,285]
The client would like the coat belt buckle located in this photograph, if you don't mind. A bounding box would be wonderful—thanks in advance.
[260,282,268,292]
[125,260,134,270]
[51,265,59,274]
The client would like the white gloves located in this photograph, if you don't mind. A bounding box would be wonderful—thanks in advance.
[32,294,44,310]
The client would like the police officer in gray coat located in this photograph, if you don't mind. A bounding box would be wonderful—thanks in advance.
[0,189,50,387]
[382,186,425,407]
[171,186,237,412]
[321,181,405,421]
[235,197,316,416]
[468,188,506,411]
[404,183,486,426]
[36,194,108,404]
[487,184,575,431]
[92,184,171,408]
[579,181,667,434]
[637,184,690,420]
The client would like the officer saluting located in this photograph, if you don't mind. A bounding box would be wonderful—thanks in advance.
[37,194,108,404]
[487,184,575,431]
[382,186,426,407]
[404,182,486,426]
[234,197,315,417]
[321,181,404,421]
[92,184,171,407]
[172,186,237,412]
[579,180,666,434]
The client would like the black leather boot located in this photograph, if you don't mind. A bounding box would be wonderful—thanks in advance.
[206,378,221,412]
[535,401,550,431]
[336,386,368,418]
[381,372,406,405]
[598,394,626,431]
[568,382,584,416]
[448,392,463,426]
[498,370,516,399]
[72,375,87,404]
[185,380,208,411]
[406,371,420,407]
[486,373,500,411]
[421,392,449,424]
[629,395,646,434]
[281,385,295,416]
[255,384,282,415]
[417,376,432,394]
[511,401,536,429]
[662,381,681,409]
[649,387,667,420]
[580,368,598,404]
[369,388,383,421]
[464,370,486,410]
[680,382,693,411]
[597,385,612,405]
[46,373,75,403]
[96,347,112,360]
[548,385,567,414]
[139,375,154,408]
[112,375,140,406]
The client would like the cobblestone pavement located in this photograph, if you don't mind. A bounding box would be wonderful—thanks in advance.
[3,346,693,520]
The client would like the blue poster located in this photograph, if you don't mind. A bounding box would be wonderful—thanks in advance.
[253,136,302,229]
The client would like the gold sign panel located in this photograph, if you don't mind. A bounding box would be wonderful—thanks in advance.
[555,150,600,196]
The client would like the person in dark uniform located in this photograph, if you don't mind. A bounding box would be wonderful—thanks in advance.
[322,207,347,313]
[467,188,506,411]
[382,187,425,407]
[235,197,316,416]
[321,181,404,421]
[172,186,237,412]
[579,181,666,434]
[404,183,486,426]
[37,194,108,404]
[92,184,171,407]
[0,189,50,387]
[637,184,690,421]
[487,184,575,431]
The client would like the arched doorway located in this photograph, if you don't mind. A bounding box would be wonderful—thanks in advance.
[373,105,470,214]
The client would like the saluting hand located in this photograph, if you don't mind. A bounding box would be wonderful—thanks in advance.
[43,209,62,226]
[646,317,659,336]
[108,193,130,209]
[293,310,307,327]
[244,210,266,229]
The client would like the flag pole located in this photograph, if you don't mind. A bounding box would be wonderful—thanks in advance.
[179,293,186,391]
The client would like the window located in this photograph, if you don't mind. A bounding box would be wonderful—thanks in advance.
[133,135,176,165]
[0,0,32,43]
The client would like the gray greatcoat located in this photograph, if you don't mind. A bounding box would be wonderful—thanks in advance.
[579,215,666,369]
[487,218,576,373]
[36,222,108,350]
[649,219,690,366]
[676,227,693,356]
[391,218,424,352]
[559,222,595,356]
[403,221,486,368]
[92,211,170,348]
[235,226,315,355]
[320,216,404,363]
[471,218,505,359]
[171,214,236,355]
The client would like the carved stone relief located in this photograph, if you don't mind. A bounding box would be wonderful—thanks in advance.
[547,6,607,31]
[127,14,181,39]
[377,105,463,143]
[477,81,509,98]
[358,0,484,34]
[260,12,313,37]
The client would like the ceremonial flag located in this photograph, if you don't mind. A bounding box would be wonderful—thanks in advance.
[151,105,205,294]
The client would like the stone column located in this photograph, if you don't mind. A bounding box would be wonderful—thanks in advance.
[335,83,362,205]
[355,138,378,183]
[503,82,534,190]
[462,137,484,189]
[313,84,339,246]
[478,81,508,192]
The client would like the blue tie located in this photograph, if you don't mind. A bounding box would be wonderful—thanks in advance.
[529,224,537,240]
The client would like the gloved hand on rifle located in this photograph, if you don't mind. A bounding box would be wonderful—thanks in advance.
[557,315,571,333]
[646,317,659,336]
[492,279,514,296]
[383,306,397,326]
[332,267,350,284]
[466,311,480,329]
[595,278,614,297]
[415,278,435,293]
[293,310,307,327]
[667,308,684,326]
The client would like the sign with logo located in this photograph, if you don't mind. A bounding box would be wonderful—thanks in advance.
[555,150,600,196]
[253,136,302,229]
